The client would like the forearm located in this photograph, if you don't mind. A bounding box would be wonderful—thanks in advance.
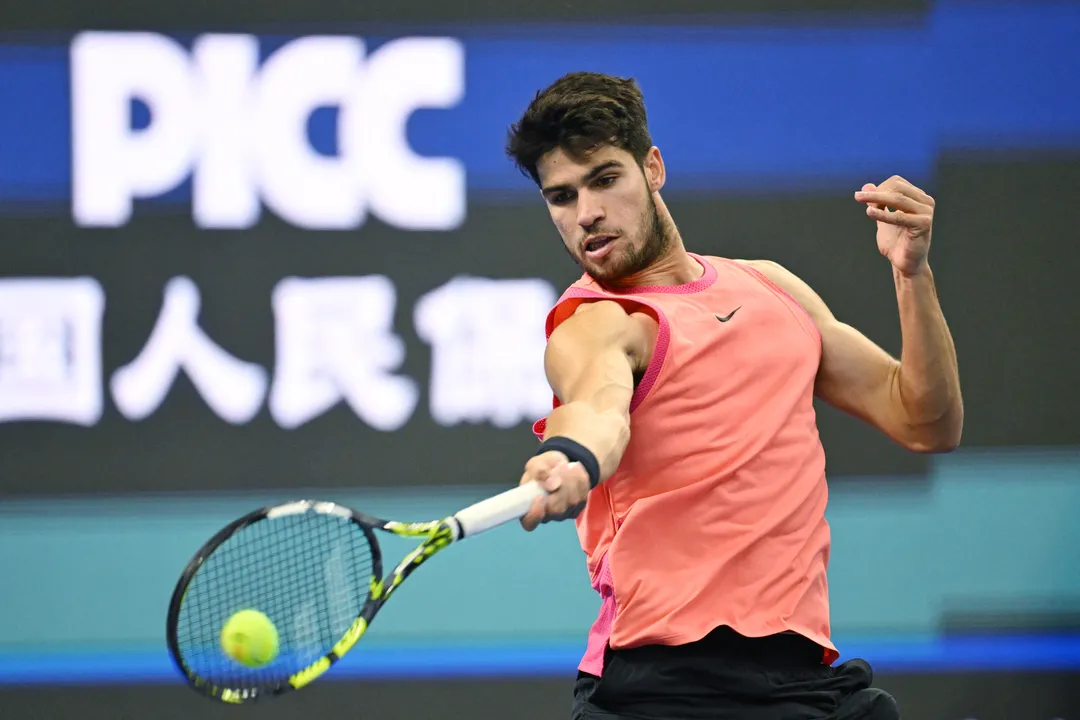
[893,264,963,448]
[543,395,631,482]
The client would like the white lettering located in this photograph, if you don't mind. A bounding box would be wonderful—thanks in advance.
[252,36,366,230]
[71,32,466,231]
[110,277,268,424]
[269,276,418,431]
[344,37,466,230]
[0,278,105,425]
[71,32,198,227]
[190,34,261,228]
[414,277,555,428]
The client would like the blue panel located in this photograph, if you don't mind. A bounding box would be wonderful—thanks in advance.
[418,27,934,193]
[0,2,1076,206]
[0,45,71,201]
[1,449,1079,683]
[930,2,1080,147]
[4,635,1080,685]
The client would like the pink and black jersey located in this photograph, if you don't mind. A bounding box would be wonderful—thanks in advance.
[533,253,838,676]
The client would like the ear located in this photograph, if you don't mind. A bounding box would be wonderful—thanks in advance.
[642,146,665,193]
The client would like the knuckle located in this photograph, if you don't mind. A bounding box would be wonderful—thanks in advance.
[539,450,566,469]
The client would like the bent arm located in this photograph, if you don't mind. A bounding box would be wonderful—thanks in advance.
[541,300,657,481]
[887,266,963,449]
[750,260,963,453]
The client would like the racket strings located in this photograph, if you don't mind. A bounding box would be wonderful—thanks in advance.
[174,511,375,689]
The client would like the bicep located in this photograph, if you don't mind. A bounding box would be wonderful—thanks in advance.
[543,300,653,415]
[747,261,905,439]
[815,320,904,433]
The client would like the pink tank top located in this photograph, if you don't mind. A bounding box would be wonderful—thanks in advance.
[532,254,838,676]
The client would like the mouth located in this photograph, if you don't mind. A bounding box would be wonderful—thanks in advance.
[583,235,617,259]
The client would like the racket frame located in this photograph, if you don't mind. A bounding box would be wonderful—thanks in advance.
[166,482,545,704]
[166,502,390,704]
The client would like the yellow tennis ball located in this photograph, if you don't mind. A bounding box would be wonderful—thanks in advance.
[221,609,279,668]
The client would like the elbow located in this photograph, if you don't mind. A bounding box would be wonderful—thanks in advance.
[905,434,960,454]
[900,406,964,454]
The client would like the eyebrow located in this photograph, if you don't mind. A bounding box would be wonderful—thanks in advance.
[541,160,624,196]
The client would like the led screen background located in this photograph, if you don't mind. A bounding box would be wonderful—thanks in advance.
[0,1,1078,719]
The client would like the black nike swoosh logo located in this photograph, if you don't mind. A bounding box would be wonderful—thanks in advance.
[715,307,741,323]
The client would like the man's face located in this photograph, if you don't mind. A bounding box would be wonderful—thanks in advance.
[536,145,668,284]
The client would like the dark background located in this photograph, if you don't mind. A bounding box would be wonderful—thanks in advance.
[2,158,1077,496]
[0,1,1077,719]
[0,0,935,31]
[5,672,1080,720]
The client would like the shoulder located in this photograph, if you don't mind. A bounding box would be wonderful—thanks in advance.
[551,273,661,335]
[736,259,800,293]
[733,258,789,281]
[548,299,658,373]
[733,259,836,324]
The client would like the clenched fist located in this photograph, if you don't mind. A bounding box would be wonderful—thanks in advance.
[855,175,936,277]
[519,451,591,532]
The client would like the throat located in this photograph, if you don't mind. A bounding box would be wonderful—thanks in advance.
[609,251,703,289]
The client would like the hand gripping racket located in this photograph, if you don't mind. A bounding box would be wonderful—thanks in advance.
[166,481,548,704]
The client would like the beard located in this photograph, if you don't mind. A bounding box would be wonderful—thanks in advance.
[573,191,670,285]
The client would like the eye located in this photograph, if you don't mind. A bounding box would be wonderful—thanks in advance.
[549,191,574,206]
[595,175,617,188]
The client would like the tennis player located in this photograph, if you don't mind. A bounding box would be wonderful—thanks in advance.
[507,72,963,719]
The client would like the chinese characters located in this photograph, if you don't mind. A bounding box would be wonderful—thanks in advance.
[0,274,556,430]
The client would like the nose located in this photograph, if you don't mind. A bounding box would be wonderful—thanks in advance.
[576,190,605,230]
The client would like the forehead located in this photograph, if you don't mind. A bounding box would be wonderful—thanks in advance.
[536,145,632,187]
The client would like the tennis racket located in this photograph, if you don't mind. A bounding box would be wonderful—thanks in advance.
[166,480,549,704]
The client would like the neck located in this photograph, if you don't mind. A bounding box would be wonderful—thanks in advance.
[603,196,702,289]
[606,246,700,289]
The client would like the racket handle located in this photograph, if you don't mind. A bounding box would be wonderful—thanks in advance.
[453,481,548,539]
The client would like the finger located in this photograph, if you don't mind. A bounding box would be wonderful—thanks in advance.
[865,205,928,229]
[518,467,543,530]
[549,478,579,513]
[887,178,934,206]
[545,460,582,489]
[563,460,586,481]
[545,465,589,519]
[899,183,934,207]
[876,176,935,207]
[858,183,883,208]
[541,471,563,492]
[520,496,546,532]
[524,456,564,493]
[534,450,571,471]
[854,190,928,214]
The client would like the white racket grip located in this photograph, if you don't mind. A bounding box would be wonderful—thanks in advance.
[453,482,548,539]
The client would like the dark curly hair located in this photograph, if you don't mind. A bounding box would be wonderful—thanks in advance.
[506,72,653,187]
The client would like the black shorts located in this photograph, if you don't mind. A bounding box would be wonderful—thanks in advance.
[571,627,901,720]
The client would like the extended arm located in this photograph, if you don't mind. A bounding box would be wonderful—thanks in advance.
[519,300,657,530]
